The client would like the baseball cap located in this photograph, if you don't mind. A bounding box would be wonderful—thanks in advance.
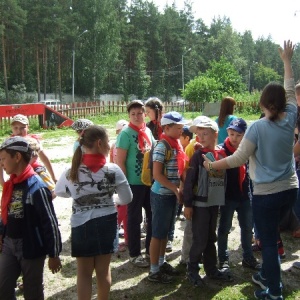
[71,119,94,131]
[11,114,29,125]
[0,136,29,152]
[116,119,129,130]
[189,116,219,133]
[161,111,189,126]
[227,118,247,133]
[127,100,144,112]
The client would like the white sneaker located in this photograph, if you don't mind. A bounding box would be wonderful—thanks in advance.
[129,255,149,267]
[166,240,173,252]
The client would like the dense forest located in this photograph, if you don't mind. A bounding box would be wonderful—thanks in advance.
[1,0,300,104]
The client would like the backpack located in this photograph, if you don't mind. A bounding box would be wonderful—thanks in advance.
[141,139,172,186]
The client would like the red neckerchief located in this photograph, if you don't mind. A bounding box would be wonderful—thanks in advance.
[152,120,163,140]
[224,137,246,192]
[161,133,189,176]
[128,122,152,153]
[11,133,41,141]
[1,164,36,225]
[82,154,106,173]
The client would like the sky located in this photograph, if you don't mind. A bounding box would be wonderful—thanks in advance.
[150,0,300,45]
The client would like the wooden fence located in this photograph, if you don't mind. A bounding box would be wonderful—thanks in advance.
[55,101,206,119]
[0,100,259,132]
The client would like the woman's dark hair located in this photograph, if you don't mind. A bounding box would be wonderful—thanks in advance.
[145,97,163,122]
[69,125,108,182]
[259,82,286,122]
[218,97,236,127]
[4,149,32,164]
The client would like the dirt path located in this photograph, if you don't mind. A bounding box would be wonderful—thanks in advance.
[12,137,300,299]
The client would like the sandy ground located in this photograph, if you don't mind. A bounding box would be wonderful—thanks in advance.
[5,136,300,299]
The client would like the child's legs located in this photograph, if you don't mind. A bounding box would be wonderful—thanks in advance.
[95,254,112,300]
[117,205,128,243]
[0,238,21,300]
[217,200,236,262]
[202,206,218,275]
[181,219,192,263]
[22,256,45,300]
[189,206,217,274]
[142,186,152,255]
[76,257,95,300]
[127,185,146,257]
[236,199,253,259]
[167,202,179,242]
[150,192,177,265]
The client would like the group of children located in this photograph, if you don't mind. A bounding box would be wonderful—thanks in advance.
[0,42,297,300]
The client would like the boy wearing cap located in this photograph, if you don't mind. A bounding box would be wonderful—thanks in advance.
[148,111,188,283]
[0,136,62,300]
[183,117,232,287]
[116,100,155,267]
[166,124,193,252]
[0,114,57,192]
[217,118,260,271]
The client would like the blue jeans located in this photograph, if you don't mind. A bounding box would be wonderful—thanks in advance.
[218,197,253,262]
[252,188,297,296]
[295,170,300,221]
[150,191,177,239]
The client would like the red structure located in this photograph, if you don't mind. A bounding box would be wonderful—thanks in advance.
[0,103,73,128]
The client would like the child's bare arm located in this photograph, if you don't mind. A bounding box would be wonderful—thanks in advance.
[153,161,179,199]
[38,150,57,182]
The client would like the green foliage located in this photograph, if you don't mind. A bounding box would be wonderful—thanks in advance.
[0,0,298,102]
[252,63,282,90]
[206,56,246,94]
[182,75,220,102]
[183,56,246,103]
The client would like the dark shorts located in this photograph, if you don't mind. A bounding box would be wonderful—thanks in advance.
[71,213,118,257]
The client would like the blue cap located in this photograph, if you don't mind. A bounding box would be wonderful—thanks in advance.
[161,111,189,126]
[227,118,247,133]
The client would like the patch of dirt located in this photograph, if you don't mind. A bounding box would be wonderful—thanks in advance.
[13,137,300,299]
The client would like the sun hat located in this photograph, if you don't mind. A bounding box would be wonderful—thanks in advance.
[189,116,219,133]
[126,100,144,112]
[160,111,189,126]
[71,119,94,131]
[227,118,247,133]
[10,114,29,125]
[116,119,129,130]
[0,136,29,152]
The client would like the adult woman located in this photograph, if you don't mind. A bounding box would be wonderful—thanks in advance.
[216,97,237,144]
[203,40,297,300]
[55,126,132,300]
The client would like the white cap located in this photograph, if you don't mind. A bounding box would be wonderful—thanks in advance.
[11,114,29,125]
[116,119,128,130]
[189,116,219,133]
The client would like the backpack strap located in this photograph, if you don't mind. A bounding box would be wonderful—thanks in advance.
[160,139,172,163]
